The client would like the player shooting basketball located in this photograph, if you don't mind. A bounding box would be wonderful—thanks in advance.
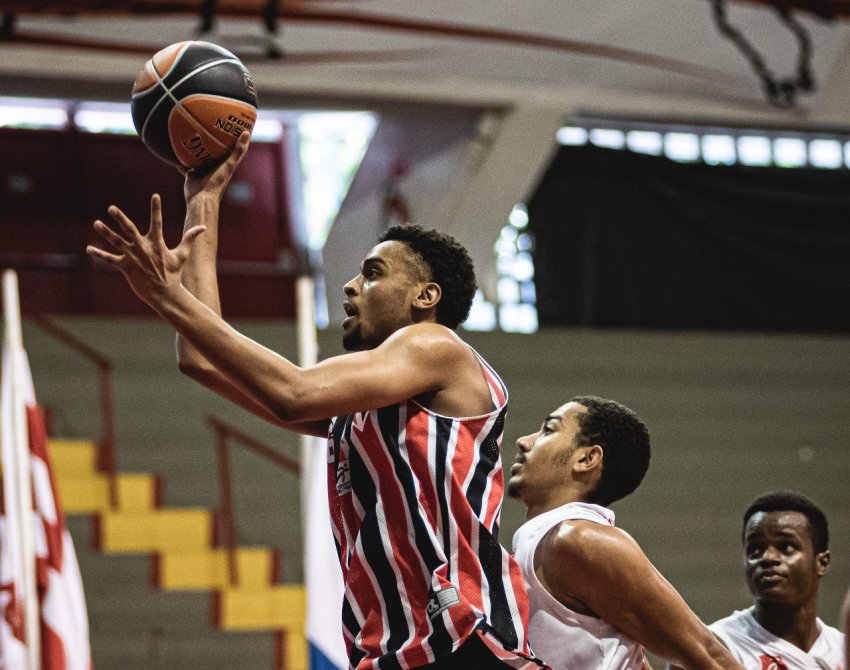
[87,132,546,670]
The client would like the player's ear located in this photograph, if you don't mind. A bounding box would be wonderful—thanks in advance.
[573,445,603,474]
[413,282,441,311]
[816,550,830,577]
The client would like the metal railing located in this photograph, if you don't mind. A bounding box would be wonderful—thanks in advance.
[27,313,118,508]
[207,416,300,586]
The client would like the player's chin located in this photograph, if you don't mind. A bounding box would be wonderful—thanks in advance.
[751,583,794,604]
[342,329,362,352]
[506,476,523,499]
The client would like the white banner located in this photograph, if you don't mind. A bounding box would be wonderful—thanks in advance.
[1,271,92,670]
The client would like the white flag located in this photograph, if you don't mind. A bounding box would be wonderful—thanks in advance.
[1,340,93,670]
[302,434,347,670]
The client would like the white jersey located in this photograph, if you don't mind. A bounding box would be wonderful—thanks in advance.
[710,608,846,670]
[512,502,648,670]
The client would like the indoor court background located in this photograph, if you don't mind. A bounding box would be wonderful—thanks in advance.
[2,1,849,668]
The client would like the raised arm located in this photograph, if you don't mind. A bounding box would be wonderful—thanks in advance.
[168,133,326,433]
[539,522,743,670]
[87,202,475,426]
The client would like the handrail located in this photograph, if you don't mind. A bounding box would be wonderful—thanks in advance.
[207,416,300,587]
[26,313,118,509]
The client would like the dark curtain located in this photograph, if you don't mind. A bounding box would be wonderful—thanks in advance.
[528,145,850,332]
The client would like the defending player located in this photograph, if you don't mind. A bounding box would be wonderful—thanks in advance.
[508,396,743,670]
[708,491,845,670]
[87,133,543,670]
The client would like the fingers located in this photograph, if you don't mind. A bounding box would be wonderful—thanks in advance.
[174,225,207,263]
[220,130,251,173]
[108,204,143,241]
[149,193,164,241]
[183,224,207,241]
[86,244,122,265]
[92,219,129,250]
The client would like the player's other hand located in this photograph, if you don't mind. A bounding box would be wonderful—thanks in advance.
[86,194,206,312]
[183,130,251,205]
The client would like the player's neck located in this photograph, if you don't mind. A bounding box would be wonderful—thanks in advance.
[525,488,588,520]
[752,600,820,652]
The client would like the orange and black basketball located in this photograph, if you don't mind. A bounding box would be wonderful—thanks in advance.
[131,41,258,170]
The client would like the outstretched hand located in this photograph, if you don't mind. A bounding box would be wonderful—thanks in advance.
[86,194,206,313]
[182,130,251,204]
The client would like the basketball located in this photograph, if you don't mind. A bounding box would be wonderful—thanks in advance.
[130,41,258,170]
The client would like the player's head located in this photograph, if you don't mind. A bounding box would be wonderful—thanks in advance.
[379,225,477,329]
[508,396,650,510]
[342,225,476,351]
[741,491,831,609]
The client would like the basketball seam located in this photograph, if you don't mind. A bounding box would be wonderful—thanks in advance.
[137,57,250,144]
[168,100,242,154]
[155,41,192,85]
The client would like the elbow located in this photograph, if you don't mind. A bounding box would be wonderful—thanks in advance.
[265,388,312,424]
[177,356,214,383]
[176,337,211,381]
[267,400,301,424]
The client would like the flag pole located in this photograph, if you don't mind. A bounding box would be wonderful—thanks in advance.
[296,273,320,545]
[295,274,347,670]
[2,269,41,670]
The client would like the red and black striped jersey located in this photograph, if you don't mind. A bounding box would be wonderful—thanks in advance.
[326,349,537,670]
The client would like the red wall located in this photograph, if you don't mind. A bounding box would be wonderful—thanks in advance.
[0,127,299,318]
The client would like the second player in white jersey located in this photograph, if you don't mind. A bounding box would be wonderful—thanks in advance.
[513,502,648,670]
[710,608,845,670]
[508,397,742,670]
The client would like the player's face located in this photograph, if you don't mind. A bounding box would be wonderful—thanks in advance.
[342,241,425,351]
[508,401,586,501]
[743,510,829,609]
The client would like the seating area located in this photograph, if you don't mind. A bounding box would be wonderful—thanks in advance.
[0,126,299,319]
[50,437,307,669]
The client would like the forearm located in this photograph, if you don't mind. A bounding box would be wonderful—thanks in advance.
[161,284,306,421]
[668,632,739,670]
[177,194,222,370]
[182,194,223,312]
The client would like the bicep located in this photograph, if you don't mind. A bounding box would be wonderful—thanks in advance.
[547,530,718,667]
[289,330,455,420]
[180,358,328,436]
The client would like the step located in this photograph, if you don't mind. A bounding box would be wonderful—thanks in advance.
[215,585,306,631]
[97,508,212,553]
[155,547,278,591]
[88,624,277,670]
[59,473,160,514]
[64,517,282,668]
[48,439,99,476]
[280,629,308,670]
[216,586,308,670]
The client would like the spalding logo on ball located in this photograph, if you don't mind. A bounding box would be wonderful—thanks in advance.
[131,41,258,170]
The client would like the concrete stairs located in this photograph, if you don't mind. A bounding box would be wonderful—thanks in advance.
[50,438,308,670]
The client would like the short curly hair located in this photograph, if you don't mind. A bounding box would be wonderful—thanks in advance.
[571,396,651,506]
[379,224,477,329]
[743,491,829,553]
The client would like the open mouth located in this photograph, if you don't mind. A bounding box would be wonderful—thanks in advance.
[342,302,358,327]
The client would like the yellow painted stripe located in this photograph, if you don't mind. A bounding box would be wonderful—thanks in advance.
[218,585,306,631]
[100,509,211,553]
[283,630,308,670]
[48,439,98,475]
[159,548,275,590]
[57,473,158,513]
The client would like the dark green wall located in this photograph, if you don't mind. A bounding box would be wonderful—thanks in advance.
[25,318,850,629]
